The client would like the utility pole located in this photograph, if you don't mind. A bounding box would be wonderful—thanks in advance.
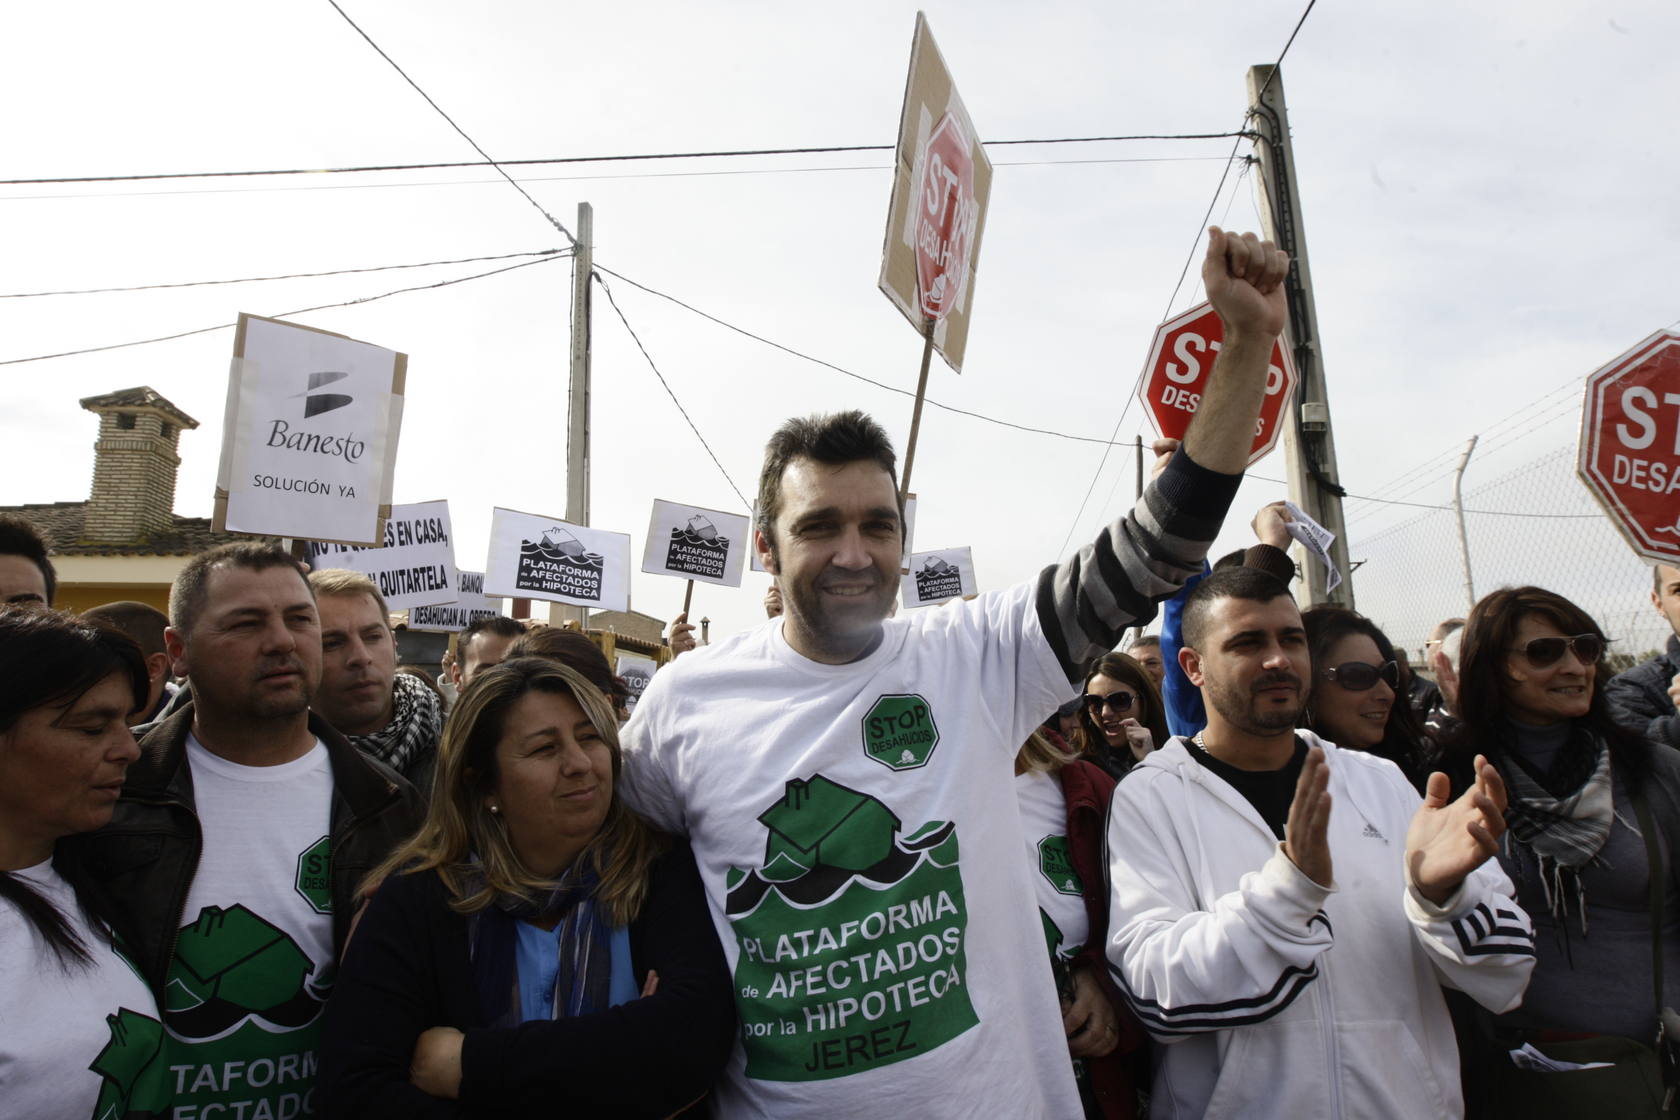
[1246,65,1354,608]
[549,202,593,627]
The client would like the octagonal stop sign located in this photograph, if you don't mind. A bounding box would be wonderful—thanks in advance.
[1577,328,1680,564]
[1137,301,1298,467]
[914,112,978,322]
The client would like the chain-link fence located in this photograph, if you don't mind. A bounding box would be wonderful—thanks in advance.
[1348,440,1672,672]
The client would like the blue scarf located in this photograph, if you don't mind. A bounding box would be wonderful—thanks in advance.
[464,858,612,1027]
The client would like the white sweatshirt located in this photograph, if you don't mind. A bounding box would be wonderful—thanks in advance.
[1106,732,1535,1119]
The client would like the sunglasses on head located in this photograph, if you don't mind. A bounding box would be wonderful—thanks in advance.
[1083,690,1136,714]
[1321,660,1400,691]
[1509,633,1604,668]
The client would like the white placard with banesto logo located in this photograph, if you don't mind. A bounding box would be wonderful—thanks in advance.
[485,507,630,612]
[409,570,501,633]
[215,313,405,545]
[616,652,658,715]
[901,545,976,608]
[301,499,457,610]
[642,499,750,587]
[749,494,916,573]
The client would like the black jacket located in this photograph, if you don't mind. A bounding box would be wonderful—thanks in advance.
[316,843,736,1119]
[1604,634,1680,749]
[57,702,425,997]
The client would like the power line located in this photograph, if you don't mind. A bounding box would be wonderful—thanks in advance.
[0,252,566,367]
[0,131,1256,187]
[4,154,1238,203]
[592,263,1138,449]
[0,248,565,299]
[592,271,751,511]
[324,0,576,245]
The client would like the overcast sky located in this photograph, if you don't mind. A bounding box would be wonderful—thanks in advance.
[5,1,1677,647]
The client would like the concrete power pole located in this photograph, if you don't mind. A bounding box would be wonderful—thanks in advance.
[1246,65,1354,608]
[550,202,594,626]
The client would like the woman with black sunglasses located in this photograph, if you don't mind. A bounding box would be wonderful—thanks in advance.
[1444,585,1680,1117]
[1074,653,1170,780]
[1301,607,1430,791]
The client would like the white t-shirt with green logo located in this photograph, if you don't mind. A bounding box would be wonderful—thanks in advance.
[1014,770,1088,964]
[622,580,1081,1118]
[160,736,335,1117]
[1,861,166,1119]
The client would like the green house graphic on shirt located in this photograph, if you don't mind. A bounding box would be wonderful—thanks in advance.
[758,775,902,879]
[164,903,313,1017]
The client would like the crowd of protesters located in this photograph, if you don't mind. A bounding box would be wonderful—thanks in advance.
[4,229,1678,1118]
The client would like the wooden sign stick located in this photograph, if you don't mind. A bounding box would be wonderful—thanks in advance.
[682,578,695,616]
[899,318,936,502]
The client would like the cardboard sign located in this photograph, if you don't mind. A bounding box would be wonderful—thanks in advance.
[408,570,501,633]
[301,500,457,610]
[749,495,917,573]
[485,507,630,612]
[214,313,405,545]
[901,545,977,608]
[878,12,993,373]
[616,652,658,715]
[642,500,751,587]
[1576,328,1680,563]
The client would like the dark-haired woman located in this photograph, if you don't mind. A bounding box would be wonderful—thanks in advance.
[1444,586,1680,1116]
[1075,653,1170,780]
[318,657,734,1118]
[1301,606,1430,791]
[0,606,161,1117]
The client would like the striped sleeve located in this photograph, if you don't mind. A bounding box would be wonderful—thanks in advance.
[1036,447,1243,683]
[1404,861,1535,1013]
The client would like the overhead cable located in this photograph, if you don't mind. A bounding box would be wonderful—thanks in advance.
[0,132,1257,187]
[593,271,751,511]
[0,252,566,367]
[324,0,576,245]
[0,248,566,299]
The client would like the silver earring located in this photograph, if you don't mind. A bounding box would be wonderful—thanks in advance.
[488,803,500,815]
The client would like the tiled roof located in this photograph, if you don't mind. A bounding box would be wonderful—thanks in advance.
[0,501,269,557]
[78,386,199,428]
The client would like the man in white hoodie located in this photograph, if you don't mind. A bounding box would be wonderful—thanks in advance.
[1106,566,1535,1118]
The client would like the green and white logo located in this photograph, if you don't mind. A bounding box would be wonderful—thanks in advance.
[861,694,940,771]
[294,834,332,915]
[1036,835,1084,897]
[724,775,978,1081]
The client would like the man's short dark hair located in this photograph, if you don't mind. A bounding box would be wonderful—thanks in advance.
[755,410,901,548]
[82,600,170,658]
[169,542,311,636]
[1128,634,1161,651]
[1180,567,1293,651]
[460,614,525,650]
[0,514,57,605]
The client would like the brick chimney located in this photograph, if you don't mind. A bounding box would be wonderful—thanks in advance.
[78,387,199,543]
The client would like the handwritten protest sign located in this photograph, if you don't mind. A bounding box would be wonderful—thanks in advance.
[408,570,500,633]
[901,546,977,608]
[301,500,456,610]
[485,507,630,613]
[214,314,404,545]
[642,500,751,587]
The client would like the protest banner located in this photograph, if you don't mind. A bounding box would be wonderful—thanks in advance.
[408,570,500,633]
[300,500,457,610]
[616,652,658,715]
[214,313,405,545]
[879,12,992,376]
[901,545,977,608]
[1577,327,1680,564]
[643,500,751,587]
[485,507,631,613]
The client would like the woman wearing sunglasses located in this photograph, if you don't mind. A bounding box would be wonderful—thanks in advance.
[1301,607,1429,791]
[1075,653,1170,780]
[1445,586,1680,1117]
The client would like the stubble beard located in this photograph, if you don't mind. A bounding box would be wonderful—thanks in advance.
[1206,675,1304,737]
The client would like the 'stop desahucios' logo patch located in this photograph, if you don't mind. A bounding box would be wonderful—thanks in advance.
[862,694,939,771]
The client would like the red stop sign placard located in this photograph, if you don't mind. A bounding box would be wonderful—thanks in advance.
[914,112,979,322]
[1136,301,1298,466]
[1577,328,1680,563]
